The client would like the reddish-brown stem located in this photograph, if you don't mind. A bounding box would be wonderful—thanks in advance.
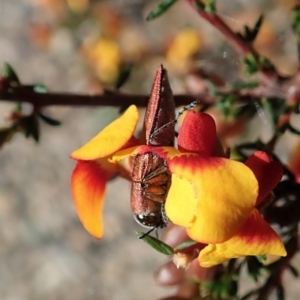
[184,0,281,85]
[185,0,258,57]
[0,78,293,109]
[0,88,198,107]
[185,0,257,56]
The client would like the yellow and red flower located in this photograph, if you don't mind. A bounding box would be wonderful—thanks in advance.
[162,111,286,267]
[70,104,286,267]
[112,110,286,267]
[70,105,139,238]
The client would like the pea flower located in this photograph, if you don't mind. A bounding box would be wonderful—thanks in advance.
[164,111,287,267]
[113,110,286,267]
[70,105,139,238]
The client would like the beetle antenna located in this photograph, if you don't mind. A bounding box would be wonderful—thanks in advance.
[151,100,201,137]
[175,99,201,120]
[139,226,157,239]
[155,228,159,239]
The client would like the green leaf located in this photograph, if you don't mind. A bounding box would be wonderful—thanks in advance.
[16,102,22,112]
[210,282,223,298]
[292,6,300,59]
[194,1,205,10]
[238,15,263,43]
[282,104,293,114]
[292,6,300,37]
[246,257,263,282]
[288,265,299,277]
[242,54,274,74]
[297,42,300,61]
[227,278,238,298]
[203,0,216,14]
[225,259,236,273]
[227,81,259,90]
[38,113,61,126]
[220,285,230,299]
[216,94,236,118]
[23,115,40,142]
[292,6,300,24]
[174,240,197,251]
[203,272,240,299]
[231,104,255,119]
[204,79,217,96]
[115,63,133,89]
[261,97,277,126]
[146,0,178,21]
[245,26,252,39]
[242,54,259,74]
[252,15,264,39]
[3,62,20,84]
[256,254,267,263]
[136,232,174,255]
[259,56,274,70]
[34,84,48,93]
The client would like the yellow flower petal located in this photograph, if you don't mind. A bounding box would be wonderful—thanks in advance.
[165,174,198,227]
[167,156,258,244]
[70,105,138,160]
[111,145,142,163]
[198,209,286,268]
[71,160,108,238]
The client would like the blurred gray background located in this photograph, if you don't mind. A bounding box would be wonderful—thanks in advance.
[0,0,300,299]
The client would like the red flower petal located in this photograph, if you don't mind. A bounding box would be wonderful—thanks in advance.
[178,111,216,156]
[245,151,283,206]
[71,161,109,238]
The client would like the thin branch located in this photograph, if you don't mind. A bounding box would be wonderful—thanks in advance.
[0,89,207,108]
[185,0,257,57]
[1,85,289,109]
[185,0,282,85]
[185,0,257,56]
[0,82,296,110]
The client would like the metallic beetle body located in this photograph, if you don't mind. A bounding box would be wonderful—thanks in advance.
[131,153,171,228]
[131,66,175,228]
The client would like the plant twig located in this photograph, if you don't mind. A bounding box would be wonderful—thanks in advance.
[0,77,294,109]
[185,0,257,57]
[2,90,197,107]
[185,0,281,85]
